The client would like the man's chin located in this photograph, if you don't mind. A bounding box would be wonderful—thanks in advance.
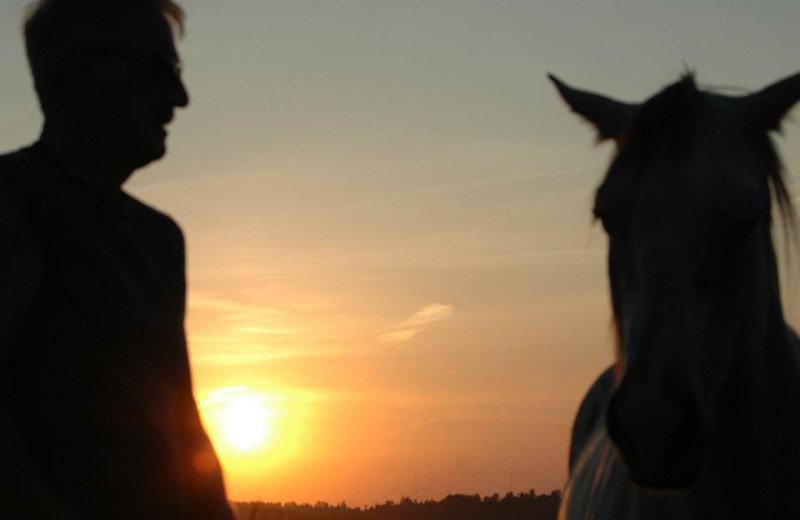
[131,140,167,169]
[150,141,167,161]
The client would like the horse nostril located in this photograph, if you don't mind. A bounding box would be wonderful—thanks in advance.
[607,386,706,488]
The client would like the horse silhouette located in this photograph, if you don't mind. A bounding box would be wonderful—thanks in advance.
[551,71,800,519]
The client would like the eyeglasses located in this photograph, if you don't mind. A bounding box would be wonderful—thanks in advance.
[90,47,184,83]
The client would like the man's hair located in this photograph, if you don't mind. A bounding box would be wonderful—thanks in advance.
[24,0,185,113]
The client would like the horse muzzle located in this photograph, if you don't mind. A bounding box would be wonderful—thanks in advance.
[606,383,708,489]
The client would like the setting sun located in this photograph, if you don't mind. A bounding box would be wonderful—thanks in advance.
[197,383,311,488]
[199,386,281,454]
[221,394,272,451]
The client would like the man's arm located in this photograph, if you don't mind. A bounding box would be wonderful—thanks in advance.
[0,183,82,520]
[179,393,237,520]
[166,220,235,520]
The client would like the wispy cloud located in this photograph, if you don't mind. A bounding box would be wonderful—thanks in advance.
[376,329,420,344]
[378,303,454,344]
[191,350,325,366]
[187,291,311,365]
[189,292,288,323]
[402,304,455,327]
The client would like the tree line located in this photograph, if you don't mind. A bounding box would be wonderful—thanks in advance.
[232,489,562,520]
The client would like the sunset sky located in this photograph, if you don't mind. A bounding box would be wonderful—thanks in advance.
[2,0,800,508]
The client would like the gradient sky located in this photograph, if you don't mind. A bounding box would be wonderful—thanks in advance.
[2,0,800,507]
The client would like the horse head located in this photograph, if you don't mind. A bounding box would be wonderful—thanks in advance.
[551,71,800,490]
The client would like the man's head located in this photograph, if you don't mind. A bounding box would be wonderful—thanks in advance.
[25,0,189,171]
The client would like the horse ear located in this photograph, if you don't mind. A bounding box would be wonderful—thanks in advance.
[736,71,800,133]
[549,73,639,142]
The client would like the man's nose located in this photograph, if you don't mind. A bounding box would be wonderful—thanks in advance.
[166,75,189,108]
[161,74,189,108]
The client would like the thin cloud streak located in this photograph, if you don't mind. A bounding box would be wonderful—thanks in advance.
[378,303,454,344]
[189,292,288,322]
[404,304,455,327]
[377,329,419,344]
[192,349,330,366]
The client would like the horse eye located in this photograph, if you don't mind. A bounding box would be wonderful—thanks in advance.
[594,203,629,234]
[594,175,635,234]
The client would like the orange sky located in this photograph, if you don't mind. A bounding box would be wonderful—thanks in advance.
[2,0,800,507]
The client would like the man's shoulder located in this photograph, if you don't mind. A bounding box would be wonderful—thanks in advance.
[0,183,30,244]
[0,148,43,286]
[0,146,37,176]
[0,146,33,162]
[0,147,38,237]
[0,145,60,200]
[124,196,186,277]
[126,195,185,243]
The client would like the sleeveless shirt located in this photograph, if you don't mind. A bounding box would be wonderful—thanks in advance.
[0,144,232,520]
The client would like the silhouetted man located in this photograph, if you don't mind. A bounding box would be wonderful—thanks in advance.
[0,1,234,519]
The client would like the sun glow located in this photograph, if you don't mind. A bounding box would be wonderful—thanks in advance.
[200,386,280,454]
[220,395,271,451]
[198,384,310,480]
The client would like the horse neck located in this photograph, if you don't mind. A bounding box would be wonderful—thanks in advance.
[725,222,795,408]
[760,227,800,425]
[713,222,800,509]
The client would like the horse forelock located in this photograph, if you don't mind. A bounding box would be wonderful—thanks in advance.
[615,74,699,167]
